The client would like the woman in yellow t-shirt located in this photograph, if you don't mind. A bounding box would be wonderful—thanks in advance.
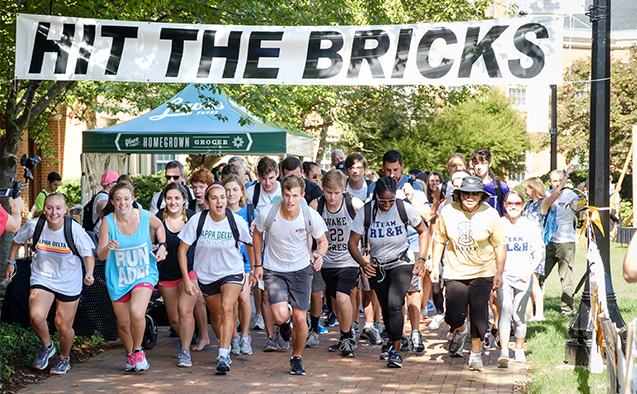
[431,176,506,372]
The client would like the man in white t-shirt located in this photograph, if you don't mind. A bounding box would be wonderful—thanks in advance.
[541,169,581,316]
[246,157,282,213]
[345,153,370,201]
[253,175,328,376]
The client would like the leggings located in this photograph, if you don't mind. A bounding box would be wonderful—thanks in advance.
[431,262,445,315]
[444,277,493,340]
[496,277,532,339]
[369,264,413,343]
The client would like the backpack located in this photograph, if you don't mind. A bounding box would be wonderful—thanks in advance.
[263,198,314,256]
[316,193,356,220]
[192,208,250,250]
[362,198,409,253]
[82,190,108,232]
[252,183,261,206]
[33,215,80,258]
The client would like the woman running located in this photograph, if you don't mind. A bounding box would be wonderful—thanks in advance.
[178,183,252,375]
[97,182,167,372]
[6,193,95,375]
[222,174,257,356]
[348,176,429,368]
[497,190,544,365]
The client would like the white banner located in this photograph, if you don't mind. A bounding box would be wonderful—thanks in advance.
[15,14,563,86]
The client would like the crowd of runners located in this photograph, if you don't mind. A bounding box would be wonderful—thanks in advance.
[5,147,585,376]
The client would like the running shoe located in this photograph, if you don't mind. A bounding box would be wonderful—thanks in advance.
[125,353,135,372]
[387,349,403,368]
[252,315,265,330]
[230,336,241,356]
[373,321,383,333]
[410,331,425,353]
[427,300,435,312]
[177,349,192,367]
[240,336,253,355]
[353,321,359,332]
[317,322,328,334]
[275,327,290,350]
[468,353,485,371]
[33,344,56,370]
[429,314,445,330]
[263,336,279,352]
[380,342,393,360]
[400,336,410,351]
[497,349,509,366]
[321,304,330,315]
[380,328,389,339]
[339,338,356,358]
[305,330,319,348]
[289,356,306,375]
[361,326,382,345]
[134,349,149,372]
[514,349,526,363]
[216,356,231,374]
[325,312,339,327]
[449,325,469,356]
[328,340,342,352]
[279,304,293,342]
[49,357,71,375]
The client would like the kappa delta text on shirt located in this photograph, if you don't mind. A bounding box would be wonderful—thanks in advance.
[199,229,234,245]
[114,243,152,287]
[369,219,405,239]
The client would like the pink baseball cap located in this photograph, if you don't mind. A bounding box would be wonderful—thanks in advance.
[101,171,119,186]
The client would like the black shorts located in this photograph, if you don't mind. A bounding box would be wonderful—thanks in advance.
[321,267,359,299]
[31,285,81,302]
[199,273,245,297]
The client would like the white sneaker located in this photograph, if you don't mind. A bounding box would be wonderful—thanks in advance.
[498,349,510,366]
[429,314,445,330]
[514,349,526,363]
[252,315,265,330]
[134,349,149,372]
[468,352,484,371]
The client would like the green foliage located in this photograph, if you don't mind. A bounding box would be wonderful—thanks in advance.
[58,177,82,207]
[87,331,105,348]
[131,173,165,209]
[0,324,49,381]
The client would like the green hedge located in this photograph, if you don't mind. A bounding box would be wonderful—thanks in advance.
[131,172,165,209]
[58,177,81,207]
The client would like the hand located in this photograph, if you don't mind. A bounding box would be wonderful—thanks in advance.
[430,269,440,284]
[493,273,503,289]
[184,279,198,296]
[403,183,414,201]
[253,268,264,283]
[361,261,377,278]
[248,273,257,288]
[566,163,578,175]
[312,252,323,271]
[413,260,426,276]
[107,240,119,250]
[155,245,167,262]
[520,275,531,283]
[9,196,24,213]
[84,272,94,286]
[5,264,15,281]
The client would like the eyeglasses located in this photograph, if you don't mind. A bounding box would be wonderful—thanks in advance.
[461,191,482,196]
[505,201,524,207]
[165,175,181,180]
[376,196,396,204]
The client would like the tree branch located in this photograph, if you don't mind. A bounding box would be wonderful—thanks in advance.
[28,80,74,123]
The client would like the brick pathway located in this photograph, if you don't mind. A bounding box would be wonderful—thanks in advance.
[18,319,529,394]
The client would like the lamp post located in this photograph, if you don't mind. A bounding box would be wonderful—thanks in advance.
[565,0,626,365]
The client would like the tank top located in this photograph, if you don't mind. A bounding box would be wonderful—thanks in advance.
[322,198,359,269]
[104,209,159,301]
[157,209,195,281]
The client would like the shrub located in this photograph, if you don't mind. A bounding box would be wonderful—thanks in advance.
[0,324,50,381]
[58,177,81,207]
[131,172,165,209]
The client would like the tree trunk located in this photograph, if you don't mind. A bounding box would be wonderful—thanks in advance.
[315,124,330,163]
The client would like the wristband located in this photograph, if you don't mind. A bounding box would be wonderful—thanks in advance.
[313,251,324,259]
[418,257,427,262]
[158,242,167,248]
[254,265,263,269]
[6,259,16,265]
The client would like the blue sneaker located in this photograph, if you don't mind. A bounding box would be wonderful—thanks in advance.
[317,322,328,334]
[380,328,389,339]
[427,300,435,312]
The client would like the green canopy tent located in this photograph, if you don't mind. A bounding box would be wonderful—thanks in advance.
[81,84,314,202]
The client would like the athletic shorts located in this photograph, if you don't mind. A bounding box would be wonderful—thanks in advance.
[358,270,371,292]
[199,273,245,297]
[263,265,313,311]
[158,270,197,288]
[321,267,359,299]
[407,252,421,293]
[311,265,325,293]
[114,283,155,303]
[31,285,80,303]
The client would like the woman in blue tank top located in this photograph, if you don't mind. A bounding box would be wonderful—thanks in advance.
[97,183,167,373]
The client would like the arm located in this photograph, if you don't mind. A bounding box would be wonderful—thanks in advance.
[4,197,24,233]
[311,233,328,271]
[252,228,264,282]
[430,240,444,284]
[493,244,507,289]
[95,200,107,216]
[83,255,95,286]
[5,241,22,280]
[623,233,637,283]
[245,244,257,288]
[149,213,167,261]
[412,220,429,276]
[178,241,198,295]
[96,217,117,260]
[541,164,577,215]
[309,199,318,210]
[348,231,376,278]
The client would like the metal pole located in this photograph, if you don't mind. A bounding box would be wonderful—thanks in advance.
[550,84,557,170]
[566,0,625,366]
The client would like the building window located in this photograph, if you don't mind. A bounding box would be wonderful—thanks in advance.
[508,86,526,107]
[154,154,174,174]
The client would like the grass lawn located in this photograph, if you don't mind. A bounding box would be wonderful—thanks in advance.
[525,239,637,394]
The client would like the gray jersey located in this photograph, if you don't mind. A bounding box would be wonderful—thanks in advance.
[321,199,359,269]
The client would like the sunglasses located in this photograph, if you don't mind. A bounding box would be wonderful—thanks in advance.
[505,201,523,207]
[461,191,482,196]
[376,196,396,204]
[313,174,323,180]
[165,175,181,180]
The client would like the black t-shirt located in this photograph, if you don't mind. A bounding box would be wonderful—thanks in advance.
[157,209,195,281]
[304,179,323,204]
